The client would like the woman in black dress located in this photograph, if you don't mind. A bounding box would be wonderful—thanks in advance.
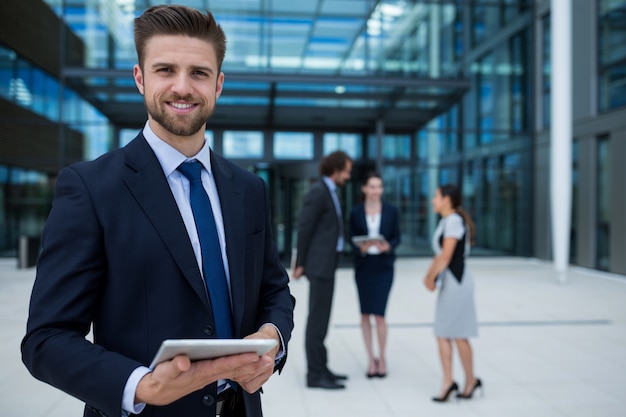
[350,172,401,378]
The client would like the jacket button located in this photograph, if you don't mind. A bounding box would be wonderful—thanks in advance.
[202,394,216,407]
[203,325,214,336]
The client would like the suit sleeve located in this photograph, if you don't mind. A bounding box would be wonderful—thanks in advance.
[21,166,141,417]
[295,185,323,268]
[385,204,402,249]
[349,206,365,256]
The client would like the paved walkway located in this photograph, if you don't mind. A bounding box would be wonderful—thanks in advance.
[1,257,625,416]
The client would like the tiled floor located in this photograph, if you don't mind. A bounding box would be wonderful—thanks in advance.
[2,257,625,416]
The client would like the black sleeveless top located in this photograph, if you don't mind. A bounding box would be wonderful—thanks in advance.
[439,218,467,284]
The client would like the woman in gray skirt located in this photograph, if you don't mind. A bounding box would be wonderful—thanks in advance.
[423,184,482,402]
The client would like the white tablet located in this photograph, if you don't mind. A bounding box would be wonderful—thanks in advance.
[351,234,386,244]
[149,339,278,369]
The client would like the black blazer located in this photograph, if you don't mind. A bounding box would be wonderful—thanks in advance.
[349,201,401,268]
[21,134,295,417]
[295,179,342,279]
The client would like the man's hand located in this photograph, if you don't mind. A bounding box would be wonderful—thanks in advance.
[291,265,304,280]
[135,326,281,406]
[135,351,263,406]
[238,325,281,393]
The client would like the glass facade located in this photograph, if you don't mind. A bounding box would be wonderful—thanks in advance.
[0,40,109,256]
[0,0,624,274]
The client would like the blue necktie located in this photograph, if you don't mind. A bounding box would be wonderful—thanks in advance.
[177,161,233,339]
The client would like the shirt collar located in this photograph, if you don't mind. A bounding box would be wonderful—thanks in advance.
[142,121,213,177]
[322,176,336,192]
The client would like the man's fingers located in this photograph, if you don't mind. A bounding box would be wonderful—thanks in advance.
[172,354,192,371]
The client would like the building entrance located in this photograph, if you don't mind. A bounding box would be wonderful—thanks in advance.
[252,161,375,264]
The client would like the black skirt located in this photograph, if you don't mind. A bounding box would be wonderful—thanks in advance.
[354,254,394,316]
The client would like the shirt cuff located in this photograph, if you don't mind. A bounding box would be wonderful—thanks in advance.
[122,366,151,415]
[259,323,286,362]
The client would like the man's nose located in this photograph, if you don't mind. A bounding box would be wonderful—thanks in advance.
[171,73,193,95]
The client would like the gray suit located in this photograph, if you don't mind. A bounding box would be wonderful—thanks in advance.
[295,179,342,379]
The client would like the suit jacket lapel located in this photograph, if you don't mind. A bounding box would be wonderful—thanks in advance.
[321,179,342,230]
[379,203,387,236]
[357,205,367,234]
[122,134,211,311]
[211,152,245,335]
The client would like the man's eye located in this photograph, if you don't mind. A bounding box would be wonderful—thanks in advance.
[157,68,173,73]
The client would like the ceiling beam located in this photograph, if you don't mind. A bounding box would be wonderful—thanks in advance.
[62,67,471,89]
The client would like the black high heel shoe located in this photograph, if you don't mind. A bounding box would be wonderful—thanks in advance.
[432,381,458,402]
[366,359,378,378]
[376,358,387,378]
[456,378,482,399]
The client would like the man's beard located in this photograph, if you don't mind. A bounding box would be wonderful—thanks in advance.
[146,95,212,137]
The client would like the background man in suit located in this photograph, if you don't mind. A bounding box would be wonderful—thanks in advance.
[292,150,352,389]
[21,5,294,417]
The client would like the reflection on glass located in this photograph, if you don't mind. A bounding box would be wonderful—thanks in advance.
[473,30,528,144]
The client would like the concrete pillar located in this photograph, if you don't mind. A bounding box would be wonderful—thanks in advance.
[550,0,572,276]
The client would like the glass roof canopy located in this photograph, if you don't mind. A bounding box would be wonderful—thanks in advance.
[48,0,470,132]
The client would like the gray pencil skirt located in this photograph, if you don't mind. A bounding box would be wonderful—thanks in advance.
[434,269,478,339]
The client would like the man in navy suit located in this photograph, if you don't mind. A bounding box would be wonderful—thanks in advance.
[21,5,294,417]
[292,151,352,389]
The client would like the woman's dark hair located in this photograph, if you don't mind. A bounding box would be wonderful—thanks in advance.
[134,5,227,71]
[319,150,352,177]
[360,171,382,202]
[361,171,382,186]
[439,184,475,246]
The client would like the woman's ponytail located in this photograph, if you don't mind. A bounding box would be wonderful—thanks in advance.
[456,206,475,246]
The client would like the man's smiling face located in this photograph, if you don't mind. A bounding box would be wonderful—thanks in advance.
[133,34,224,142]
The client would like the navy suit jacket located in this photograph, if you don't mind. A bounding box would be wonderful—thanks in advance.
[21,134,295,417]
[349,201,401,268]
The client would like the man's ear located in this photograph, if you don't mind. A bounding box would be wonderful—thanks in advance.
[216,72,224,98]
[133,64,144,95]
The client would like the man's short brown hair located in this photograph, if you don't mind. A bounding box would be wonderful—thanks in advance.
[134,5,227,71]
[319,150,352,177]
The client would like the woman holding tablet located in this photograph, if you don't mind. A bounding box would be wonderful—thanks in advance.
[349,172,401,379]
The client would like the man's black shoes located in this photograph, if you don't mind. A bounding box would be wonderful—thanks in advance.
[307,374,345,389]
[325,370,348,381]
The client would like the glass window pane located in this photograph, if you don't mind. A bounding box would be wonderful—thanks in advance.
[0,44,15,101]
[596,136,610,270]
[223,131,264,158]
[598,0,626,111]
[273,132,313,159]
[599,63,626,110]
[323,133,362,159]
[542,14,551,128]
[369,134,410,160]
